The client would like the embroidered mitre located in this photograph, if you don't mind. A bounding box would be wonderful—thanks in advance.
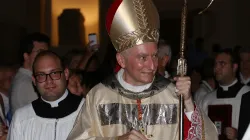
[106,0,160,52]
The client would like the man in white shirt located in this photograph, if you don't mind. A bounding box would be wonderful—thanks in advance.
[8,51,83,140]
[10,32,50,115]
[194,58,216,107]
[239,47,250,140]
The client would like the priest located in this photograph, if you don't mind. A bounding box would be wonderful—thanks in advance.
[8,51,84,140]
[202,48,250,140]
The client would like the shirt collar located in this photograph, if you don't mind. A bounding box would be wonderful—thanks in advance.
[240,73,250,85]
[19,67,32,77]
[201,80,214,92]
[219,79,238,91]
[41,90,68,108]
[117,69,153,92]
[164,71,170,78]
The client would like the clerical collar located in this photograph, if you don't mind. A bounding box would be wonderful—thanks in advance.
[117,69,153,92]
[219,79,238,91]
[240,73,250,85]
[41,90,68,108]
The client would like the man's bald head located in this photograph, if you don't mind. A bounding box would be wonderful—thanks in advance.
[32,50,64,74]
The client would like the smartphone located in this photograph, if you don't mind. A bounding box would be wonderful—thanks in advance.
[88,33,97,46]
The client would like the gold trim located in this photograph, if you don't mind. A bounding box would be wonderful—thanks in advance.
[110,0,159,52]
[133,0,149,30]
[115,28,159,52]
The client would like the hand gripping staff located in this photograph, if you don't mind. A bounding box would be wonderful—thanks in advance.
[177,0,215,139]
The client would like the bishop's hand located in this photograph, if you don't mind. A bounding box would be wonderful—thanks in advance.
[174,76,194,112]
[117,130,148,140]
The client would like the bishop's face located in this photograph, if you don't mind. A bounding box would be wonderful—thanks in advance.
[117,42,158,86]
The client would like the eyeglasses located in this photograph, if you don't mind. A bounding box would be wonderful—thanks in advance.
[34,71,63,83]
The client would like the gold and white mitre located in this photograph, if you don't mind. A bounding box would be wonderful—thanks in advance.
[106,0,160,52]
